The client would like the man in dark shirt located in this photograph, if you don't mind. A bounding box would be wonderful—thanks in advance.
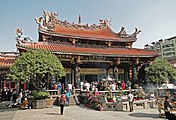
[59,94,65,115]
[164,96,171,119]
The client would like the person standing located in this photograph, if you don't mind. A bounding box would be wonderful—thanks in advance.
[121,81,126,90]
[12,89,17,103]
[62,84,65,93]
[65,90,71,106]
[164,96,173,120]
[127,80,132,90]
[128,90,134,112]
[67,82,72,94]
[59,94,66,115]
[58,82,62,94]
[80,81,84,91]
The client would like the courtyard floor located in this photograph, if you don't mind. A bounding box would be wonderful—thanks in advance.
[0,104,166,120]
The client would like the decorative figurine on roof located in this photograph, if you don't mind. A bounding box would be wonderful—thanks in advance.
[42,10,58,31]
[43,10,50,26]
[15,28,32,44]
[51,12,58,21]
[99,19,111,27]
[35,17,44,29]
[118,27,128,37]
[130,28,141,38]
[16,28,23,38]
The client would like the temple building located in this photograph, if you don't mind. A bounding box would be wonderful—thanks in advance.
[0,52,18,90]
[1,10,159,89]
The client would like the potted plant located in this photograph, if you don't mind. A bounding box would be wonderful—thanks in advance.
[107,96,114,102]
[32,91,50,109]
[33,91,50,100]
[135,92,142,100]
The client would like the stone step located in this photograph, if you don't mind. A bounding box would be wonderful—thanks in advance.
[68,96,80,105]
[69,96,76,105]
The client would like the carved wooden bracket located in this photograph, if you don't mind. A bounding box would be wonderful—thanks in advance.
[69,38,78,45]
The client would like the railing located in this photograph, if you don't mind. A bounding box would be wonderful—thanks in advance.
[46,90,61,106]
[46,90,60,98]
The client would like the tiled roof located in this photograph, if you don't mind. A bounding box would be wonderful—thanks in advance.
[54,25,118,40]
[17,42,159,57]
[37,11,140,42]
[0,56,16,68]
[39,25,136,42]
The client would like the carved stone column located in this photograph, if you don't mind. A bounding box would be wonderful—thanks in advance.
[129,59,135,82]
[74,56,81,89]
[113,66,118,80]
[132,63,135,82]
[131,59,137,82]
[71,64,74,85]
[113,58,120,80]
[124,68,129,83]
[74,64,80,89]
[106,67,109,77]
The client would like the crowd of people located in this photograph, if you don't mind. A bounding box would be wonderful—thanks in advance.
[56,82,73,115]
[0,87,30,109]
[0,87,18,102]
[79,80,132,92]
[2,80,176,119]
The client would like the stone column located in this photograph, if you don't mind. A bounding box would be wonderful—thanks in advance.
[71,63,75,86]
[124,68,129,83]
[106,66,109,77]
[74,64,80,89]
[131,60,137,82]
[132,63,135,82]
[113,66,118,80]
[113,58,120,80]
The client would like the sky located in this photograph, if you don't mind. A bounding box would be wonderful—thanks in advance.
[1,0,176,52]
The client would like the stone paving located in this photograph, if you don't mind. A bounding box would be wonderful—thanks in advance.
[0,101,19,120]
[3,104,166,120]
[0,110,17,120]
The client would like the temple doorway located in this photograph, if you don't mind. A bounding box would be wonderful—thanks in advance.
[85,75,98,83]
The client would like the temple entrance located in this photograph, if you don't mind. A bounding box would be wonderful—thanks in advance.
[85,75,98,83]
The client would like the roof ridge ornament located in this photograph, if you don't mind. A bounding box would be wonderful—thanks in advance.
[37,10,112,30]
[117,27,128,37]
[35,10,59,31]
[117,27,141,38]
[129,28,141,38]
[57,19,107,30]
[99,19,111,27]
[15,28,32,44]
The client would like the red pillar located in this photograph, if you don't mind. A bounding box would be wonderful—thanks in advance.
[4,82,6,88]
[24,83,26,90]
[9,82,11,89]
[14,83,16,89]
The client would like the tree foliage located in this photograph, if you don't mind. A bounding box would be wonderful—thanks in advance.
[8,49,66,89]
[145,59,176,83]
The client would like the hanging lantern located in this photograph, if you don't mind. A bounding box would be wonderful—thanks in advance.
[129,69,132,80]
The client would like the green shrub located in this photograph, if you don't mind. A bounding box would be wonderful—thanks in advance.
[33,91,50,100]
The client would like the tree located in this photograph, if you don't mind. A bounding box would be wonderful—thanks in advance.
[145,59,176,84]
[8,49,66,90]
